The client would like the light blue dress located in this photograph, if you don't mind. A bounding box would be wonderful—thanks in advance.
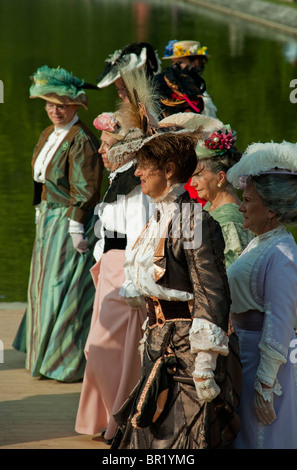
[227,226,297,449]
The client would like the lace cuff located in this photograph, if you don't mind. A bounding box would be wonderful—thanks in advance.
[256,343,286,388]
[192,350,218,379]
[254,378,282,401]
[189,318,229,355]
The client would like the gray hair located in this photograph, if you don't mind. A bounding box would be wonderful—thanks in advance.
[249,174,297,225]
[200,149,242,176]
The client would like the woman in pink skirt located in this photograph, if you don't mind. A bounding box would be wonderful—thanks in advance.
[75,112,152,443]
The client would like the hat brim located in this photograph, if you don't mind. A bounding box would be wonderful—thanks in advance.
[97,48,148,89]
[30,92,88,110]
[162,54,210,60]
[107,124,202,164]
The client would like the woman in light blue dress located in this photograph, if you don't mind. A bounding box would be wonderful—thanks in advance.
[227,141,297,449]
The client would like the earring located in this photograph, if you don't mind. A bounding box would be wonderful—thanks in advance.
[167,179,171,187]
[217,182,222,188]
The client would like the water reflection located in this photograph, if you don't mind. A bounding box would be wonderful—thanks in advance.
[0,0,296,301]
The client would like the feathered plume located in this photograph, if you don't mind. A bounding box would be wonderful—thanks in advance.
[115,59,161,136]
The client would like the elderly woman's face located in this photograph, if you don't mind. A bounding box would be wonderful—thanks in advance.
[134,163,168,199]
[239,181,276,235]
[191,162,220,201]
[98,131,119,171]
[45,102,78,127]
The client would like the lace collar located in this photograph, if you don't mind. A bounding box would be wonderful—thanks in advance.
[153,183,185,205]
[108,158,135,182]
[247,225,289,251]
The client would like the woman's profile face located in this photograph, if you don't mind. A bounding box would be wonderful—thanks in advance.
[134,163,168,199]
[98,131,119,171]
[191,162,220,202]
[239,181,275,235]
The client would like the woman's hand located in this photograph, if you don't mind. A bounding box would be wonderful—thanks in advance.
[253,381,277,425]
[194,376,220,403]
[70,233,89,254]
[125,295,144,309]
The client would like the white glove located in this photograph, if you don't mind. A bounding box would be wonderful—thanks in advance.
[35,207,40,224]
[253,380,277,425]
[192,350,220,403]
[194,377,221,403]
[70,233,89,254]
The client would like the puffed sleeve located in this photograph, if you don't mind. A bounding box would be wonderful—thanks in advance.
[66,127,102,223]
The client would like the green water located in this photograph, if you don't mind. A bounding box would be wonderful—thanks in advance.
[0,0,296,301]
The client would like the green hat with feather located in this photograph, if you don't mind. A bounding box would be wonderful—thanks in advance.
[29,65,91,109]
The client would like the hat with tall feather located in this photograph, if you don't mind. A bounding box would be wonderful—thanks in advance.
[107,63,203,164]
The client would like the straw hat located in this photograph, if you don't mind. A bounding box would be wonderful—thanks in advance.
[162,40,209,60]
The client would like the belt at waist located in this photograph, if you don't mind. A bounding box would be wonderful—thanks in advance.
[231,310,264,331]
[145,296,192,327]
[103,230,127,253]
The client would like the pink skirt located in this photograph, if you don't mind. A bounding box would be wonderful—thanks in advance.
[75,250,146,440]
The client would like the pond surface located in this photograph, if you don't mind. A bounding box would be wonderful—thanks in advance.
[0,0,297,301]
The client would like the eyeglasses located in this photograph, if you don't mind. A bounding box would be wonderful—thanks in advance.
[45,103,67,111]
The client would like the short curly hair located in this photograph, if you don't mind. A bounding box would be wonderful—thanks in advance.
[135,131,200,184]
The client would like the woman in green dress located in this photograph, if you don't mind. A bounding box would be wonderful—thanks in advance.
[191,126,253,267]
[13,66,103,382]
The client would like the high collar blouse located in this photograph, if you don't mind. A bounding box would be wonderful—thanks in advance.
[93,159,153,263]
[33,114,79,183]
[122,184,194,302]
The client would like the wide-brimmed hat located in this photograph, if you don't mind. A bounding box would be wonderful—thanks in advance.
[160,112,225,140]
[97,42,161,89]
[227,141,297,189]
[153,64,206,115]
[162,40,209,60]
[29,65,98,110]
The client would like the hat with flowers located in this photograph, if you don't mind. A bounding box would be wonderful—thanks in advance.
[195,125,237,159]
[162,40,209,60]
